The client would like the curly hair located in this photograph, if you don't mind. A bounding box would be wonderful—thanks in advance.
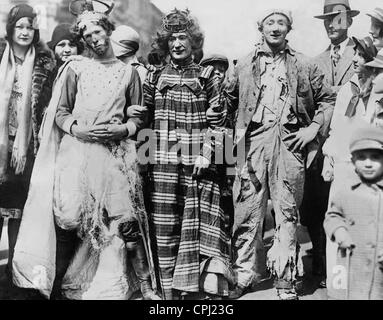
[72,16,116,39]
[151,11,204,63]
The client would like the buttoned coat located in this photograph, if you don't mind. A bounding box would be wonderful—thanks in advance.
[314,38,355,93]
[229,44,336,169]
[324,175,383,300]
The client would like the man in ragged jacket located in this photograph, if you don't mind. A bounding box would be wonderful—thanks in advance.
[225,9,336,300]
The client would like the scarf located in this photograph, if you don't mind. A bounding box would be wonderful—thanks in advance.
[345,77,373,118]
[0,41,35,181]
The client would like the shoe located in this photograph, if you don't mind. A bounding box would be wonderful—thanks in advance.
[318,279,326,289]
[277,288,299,300]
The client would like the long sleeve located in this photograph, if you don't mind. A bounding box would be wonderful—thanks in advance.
[55,66,78,134]
[309,62,336,136]
[324,190,348,241]
[201,69,227,162]
[143,66,161,129]
[124,67,144,137]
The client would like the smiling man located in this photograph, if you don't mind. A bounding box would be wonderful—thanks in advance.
[227,9,335,300]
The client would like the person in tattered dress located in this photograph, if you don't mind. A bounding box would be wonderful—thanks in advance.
[144,9,234,300]
[13,3,158,300]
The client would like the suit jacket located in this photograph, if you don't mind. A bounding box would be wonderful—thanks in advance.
[228,43,336,169]
[314,38,355,93]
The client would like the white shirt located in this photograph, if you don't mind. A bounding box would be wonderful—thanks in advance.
[330,38,349,59]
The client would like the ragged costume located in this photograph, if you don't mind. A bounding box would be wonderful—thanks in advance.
[229,40,335,294]
[12,56,156,300]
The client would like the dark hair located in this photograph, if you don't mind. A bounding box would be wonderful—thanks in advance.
[6,16,40,45]
[73,17,116,39]
[151,13,204,62]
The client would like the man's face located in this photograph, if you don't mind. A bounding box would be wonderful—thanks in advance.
[12,17,35,48]
[211,62,227,84]
[370,17,383,49]
[55,39,78,62]
[324,15,350,43]
[262,14,289,48]
[352,149,383,182]
[168,32,193,62]
[83,23,110,57]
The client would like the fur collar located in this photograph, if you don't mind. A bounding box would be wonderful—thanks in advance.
[0,38,56,73]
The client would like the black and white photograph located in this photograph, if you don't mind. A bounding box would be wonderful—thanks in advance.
[0,0,383,306]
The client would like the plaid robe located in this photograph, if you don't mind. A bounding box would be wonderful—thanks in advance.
[144,61,232,299]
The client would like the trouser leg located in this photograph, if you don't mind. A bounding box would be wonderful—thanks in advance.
[232,136,268,290]
[121,219,160,300]
[52,224,78,299]
[7,218,21,275]
[268,140,305,291]
[0,217,3,244]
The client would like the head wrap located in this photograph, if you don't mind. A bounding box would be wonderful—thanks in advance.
[258,9,293,28]
[111,25,140,57]
[162,8,193,33]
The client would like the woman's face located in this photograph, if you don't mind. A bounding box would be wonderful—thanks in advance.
[370,17,383,49]
[12,17,35,48]
[352,49,368,74]
[55,39,78,62]
[168,32,193,62]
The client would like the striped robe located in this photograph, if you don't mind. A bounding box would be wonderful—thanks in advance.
[143,61,233,300]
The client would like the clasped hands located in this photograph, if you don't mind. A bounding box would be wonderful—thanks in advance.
[72,123,128,143]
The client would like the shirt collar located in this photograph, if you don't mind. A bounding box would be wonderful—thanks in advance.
[350,171,383,190]
[331,38,350,57]
[254,41,295,58]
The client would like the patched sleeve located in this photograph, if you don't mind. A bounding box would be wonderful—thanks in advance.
[55,65,78,134]
[309,62,336,136]
[125,67,144,137]
[324,190,348,241]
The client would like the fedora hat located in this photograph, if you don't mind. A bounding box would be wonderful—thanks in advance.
[365,48,383,69]
[314,0,360,19]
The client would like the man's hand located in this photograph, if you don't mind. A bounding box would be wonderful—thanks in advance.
[72,124,104,143]
[322,155,334,182]
[285,123,320,152]
[334,227,355,250]
[90,124,128,141]
[192,155,210,178]
[126,105,147,118]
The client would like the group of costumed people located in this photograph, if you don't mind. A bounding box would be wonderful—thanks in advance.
[0,0,233,301]
[2,0,383,301]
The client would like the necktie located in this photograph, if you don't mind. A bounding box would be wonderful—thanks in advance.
[332,45,341,67]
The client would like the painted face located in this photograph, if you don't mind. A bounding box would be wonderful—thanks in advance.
[352,149,383,182]
[82,23,110,57]
[352,48,368,74]
[324,15,349,43]
[262,14,289,48]
[55,39,78,62]
[12,17,35,48]
[168,32,193,62]
[370,17,383,49]
[211,62,227,84]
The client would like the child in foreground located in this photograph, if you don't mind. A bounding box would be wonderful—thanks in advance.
[324,125,383,300]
